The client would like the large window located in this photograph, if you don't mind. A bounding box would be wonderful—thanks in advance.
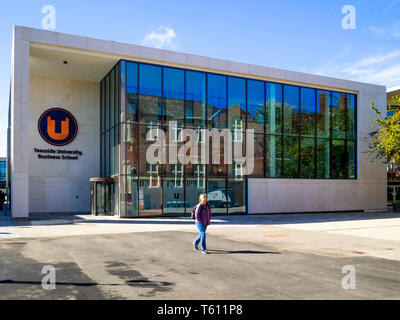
[300,137,315,178]
[126,62,138,122]
[332,92,346,139]
[283,85,300,135]
[163,67,184,125]
[186,70,206,128]
[208,178,227,214]
[266,135,282,178]
[139,64,162,124]
[316,90,330,138]
[228,77,246,133]
[101,63,121,178]
[100,60,358,217]
[347,140,356,179]
[251,133,265,177]
[317,139,330,179]
[0,160,6,189]
[266,82,282,134]
[207,74,227,129]
[228,179,246,214]
[247,80,265,133]
[300,87,315,137]
[331,140,346,179]
[283,136,299,178]
[346,93,356,141]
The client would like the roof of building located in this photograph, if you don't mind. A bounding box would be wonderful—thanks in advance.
[15,26,385,95]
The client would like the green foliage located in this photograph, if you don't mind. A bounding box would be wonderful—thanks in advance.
[369,95,400,163]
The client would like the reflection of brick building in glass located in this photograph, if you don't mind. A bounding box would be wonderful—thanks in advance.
[101,61,358,217]
[106,61,357,217]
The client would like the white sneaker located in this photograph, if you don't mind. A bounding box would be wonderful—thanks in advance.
[202,250,209,254]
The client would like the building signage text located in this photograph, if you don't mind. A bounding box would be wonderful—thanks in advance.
[34,148,83,160]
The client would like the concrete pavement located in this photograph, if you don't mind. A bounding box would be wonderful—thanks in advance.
[2,212,400,260]
[1,212,400,299]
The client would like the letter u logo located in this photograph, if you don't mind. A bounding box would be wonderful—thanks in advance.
[47,116,69,140]
[39,108,78,146]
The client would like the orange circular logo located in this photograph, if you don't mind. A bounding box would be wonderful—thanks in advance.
[38,108,78,146]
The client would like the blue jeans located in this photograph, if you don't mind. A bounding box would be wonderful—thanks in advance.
[194,222,207,251]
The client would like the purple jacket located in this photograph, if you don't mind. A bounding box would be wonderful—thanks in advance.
[195,203,212,226]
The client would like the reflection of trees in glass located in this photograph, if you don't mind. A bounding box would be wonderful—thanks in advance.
[317,139,330,179]
[283,136,299,178]
[332,92,346,139]
[265,100,283,133]
[347,141,356,179]
[316,90,330,138]
[126,92,138,122]
[347,108,355,138]
[266,82,283,134]
[249,103,266,124]
[283,85,300,135]
[346,93,356,140]
[331,140,347,179]
[266,135,282,178]
[300,88,316,136]
[299,110,315,136]
[300,138,315,178]
[283,101,300,135]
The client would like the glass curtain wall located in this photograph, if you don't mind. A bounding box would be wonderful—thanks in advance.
[100,60,358,217]
[100,63,120,215]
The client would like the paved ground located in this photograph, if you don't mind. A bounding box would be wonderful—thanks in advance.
[1,211,400,299]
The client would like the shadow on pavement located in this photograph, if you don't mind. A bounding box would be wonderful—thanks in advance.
[0,279,99,287]
[0,278,175,289]
[207,249,280,255]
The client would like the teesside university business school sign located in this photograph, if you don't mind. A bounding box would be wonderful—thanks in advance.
[35,108,83,160]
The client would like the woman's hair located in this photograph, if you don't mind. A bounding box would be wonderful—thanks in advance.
[199,194,207,202]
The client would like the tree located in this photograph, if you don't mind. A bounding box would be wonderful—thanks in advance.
[369,95,400,167]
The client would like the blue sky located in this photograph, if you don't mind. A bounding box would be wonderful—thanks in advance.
[0,0,399,156]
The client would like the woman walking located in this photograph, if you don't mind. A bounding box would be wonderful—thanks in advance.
[193,194,212,254]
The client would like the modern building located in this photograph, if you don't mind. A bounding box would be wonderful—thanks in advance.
[8,26,387,219]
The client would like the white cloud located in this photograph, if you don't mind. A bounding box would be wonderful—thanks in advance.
[369,21,400,39]
[142,26,177,50]
[354,50,400,67]
[314,49,400,88]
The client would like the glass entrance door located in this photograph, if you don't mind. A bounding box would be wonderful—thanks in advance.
[90,178,114,215]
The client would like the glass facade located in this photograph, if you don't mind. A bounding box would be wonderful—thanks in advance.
[0,159,6,189]
[100,60,357,217]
